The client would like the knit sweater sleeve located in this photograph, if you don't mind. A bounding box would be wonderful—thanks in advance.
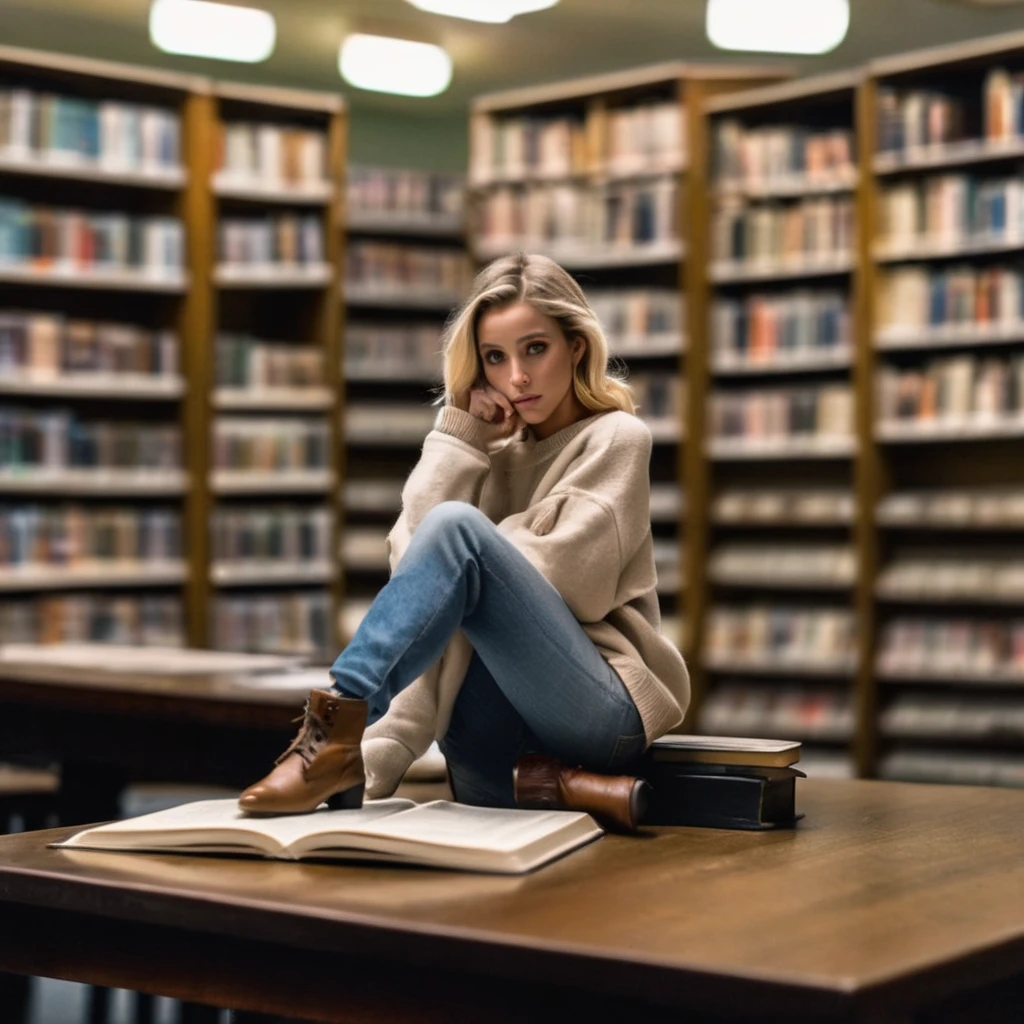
[386,405,493,570]
[496,416,652,623]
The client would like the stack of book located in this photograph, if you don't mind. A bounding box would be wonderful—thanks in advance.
[639,735,804,830]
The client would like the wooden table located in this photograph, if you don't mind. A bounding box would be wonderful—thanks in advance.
[0,779,1021,1024]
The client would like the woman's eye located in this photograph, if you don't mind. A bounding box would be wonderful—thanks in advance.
[485,351,503,364]
[527,342,547,355]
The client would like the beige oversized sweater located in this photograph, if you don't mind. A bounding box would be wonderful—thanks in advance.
[361,404,690,798]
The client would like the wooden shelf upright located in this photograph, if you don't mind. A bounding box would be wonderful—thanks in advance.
[201,82,346,658]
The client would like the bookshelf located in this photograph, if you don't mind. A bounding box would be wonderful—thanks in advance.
[0,44,200,648]
[699,72,864,780]
[340,165,469,643]
[863,30,1024,789]
[202,82,344,660]
[0,45,347,657]
[468,62,788,660]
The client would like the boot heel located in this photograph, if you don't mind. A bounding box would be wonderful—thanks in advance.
[327,783,365,811]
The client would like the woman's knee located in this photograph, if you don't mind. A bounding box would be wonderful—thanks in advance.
[418,501,492,546]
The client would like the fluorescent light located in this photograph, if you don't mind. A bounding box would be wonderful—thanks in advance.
[339,34,453,98]
[406,0,559,24]
[706,0,849,55]
[149,0,275,62]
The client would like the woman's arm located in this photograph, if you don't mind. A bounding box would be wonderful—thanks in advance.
[496,416,653,623]
[387,390,519,570]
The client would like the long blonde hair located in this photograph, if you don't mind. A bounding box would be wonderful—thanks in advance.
[440,252,635,415]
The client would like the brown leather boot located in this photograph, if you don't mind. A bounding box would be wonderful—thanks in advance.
[238,690,368,815]
[512,754,650,833]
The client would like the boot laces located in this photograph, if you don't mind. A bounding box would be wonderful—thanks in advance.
[275,700,329,768]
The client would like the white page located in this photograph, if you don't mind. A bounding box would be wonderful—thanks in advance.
[297,801,596,855]
[58,798,415,852]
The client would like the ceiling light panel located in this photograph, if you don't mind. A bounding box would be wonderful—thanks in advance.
[406,0,559,24]
[339,34,453,98]
[149,0,276,63]
[706,0,850,55]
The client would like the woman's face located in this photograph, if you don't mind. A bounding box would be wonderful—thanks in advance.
[476,302,586,441]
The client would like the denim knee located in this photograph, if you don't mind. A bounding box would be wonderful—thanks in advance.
[417,501,491,545]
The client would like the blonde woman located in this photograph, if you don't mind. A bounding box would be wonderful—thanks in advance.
[240,253,690,830]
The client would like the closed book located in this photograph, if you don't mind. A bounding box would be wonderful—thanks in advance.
[638,760,805,831]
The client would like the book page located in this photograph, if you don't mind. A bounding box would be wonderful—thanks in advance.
[57,798,415,856]
[653,734,800,754]
[290,800,599,857]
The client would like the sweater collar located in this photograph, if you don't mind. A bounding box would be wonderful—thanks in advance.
[515,411,608,466]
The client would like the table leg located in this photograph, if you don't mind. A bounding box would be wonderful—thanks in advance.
[0,971,30,1024]
[179,1002,222,1023]
[58,762,126,827]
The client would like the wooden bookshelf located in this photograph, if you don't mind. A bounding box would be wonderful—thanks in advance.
[0,45,349,655]
[340,164,469,643]
[202,81,346,660]
[700,71,865,779]
[863,31,1024,787]
[468,62,789,675]
[0,44,200,649]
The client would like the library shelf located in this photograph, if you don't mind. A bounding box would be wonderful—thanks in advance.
[212,176,332,205]
[646,418,684,443]
[208,470,336,495]
[877,667,1024,688]
[210,562,334,587]
[213,264,334,288]
[873,135,1024,176]
[874,323,1024,352]
[876,515,1024,531]
[345,211,465,239]
[708,572,856,590]
[703,657,858,678]
[711,348,853,376]
[708,436,858,460]
[0,266,188,292]
[0,375,185,400]
[0,470,188,495]
[344,428,431,447]
[876,587,1024,606]
[876,419,1024,443]
[343,365,440,385]
[713,170,858,200]
[712,513,854,527]
[874,236,1024,263]
[212,387,334,411]
[607,334,686,359]
[0,150,186,190]
[343,284,462,311]
[709,254,854,284]
[470,162,686,190]
[474,240,684,271]
[0,562,188,592]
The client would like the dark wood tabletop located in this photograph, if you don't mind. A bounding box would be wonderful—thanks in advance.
[0,778,1022,1024]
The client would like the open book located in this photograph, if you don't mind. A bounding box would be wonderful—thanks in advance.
[54,798,603,875]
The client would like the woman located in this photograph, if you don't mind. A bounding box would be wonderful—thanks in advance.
[239,252,690,828]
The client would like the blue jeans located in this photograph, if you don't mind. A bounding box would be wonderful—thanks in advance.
[329,501,646,807]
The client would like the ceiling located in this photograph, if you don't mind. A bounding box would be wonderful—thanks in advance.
[2,0,1024,166]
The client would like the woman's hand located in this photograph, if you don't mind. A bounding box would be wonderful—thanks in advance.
[464,384,523,440]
